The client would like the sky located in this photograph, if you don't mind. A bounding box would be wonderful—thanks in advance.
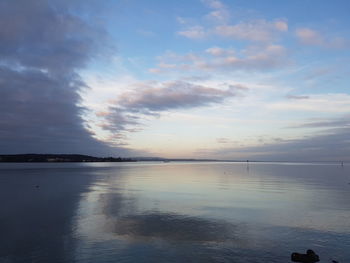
[1,0,350,161]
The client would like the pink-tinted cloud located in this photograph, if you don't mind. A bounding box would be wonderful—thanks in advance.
[150,45,288,74]
[296,27,348,49]
[214,19,288,42]
[201,44,288,71]
[177,0,287,43]
[296,28,323,45]
[202,0,230,24]
[177,26,207,39]
[205,47,235,56]
[202,0,225,9]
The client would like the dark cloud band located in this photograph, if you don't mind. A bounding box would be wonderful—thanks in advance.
[0,0,130,156]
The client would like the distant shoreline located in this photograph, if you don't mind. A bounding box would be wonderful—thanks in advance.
[0,154,136,163]
[0,154,226,163]
[0,154,346,164]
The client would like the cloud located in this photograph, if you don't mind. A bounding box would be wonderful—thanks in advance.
[0,0,132,156]
[177,1,287,43]
[216,137,231,144]
[176,16,188,25]
[0,0,108,74]
[206,114,350,161]
[296,28,323,46]
[214,19,288,42]
[202,0,230,24]
[117,81,238,112]
[303,66,336,80]
[216,126,350,162]
[202,0,225,9]
[99,81,245,143]
[205,47,235,56]
[288,115,350,129]
[268,93,350,113]
[286,95,310,100]
[150,45,288,74]
[177,26,207,39]
[296,28,348,49]
[178,19,288,42]
[205,9,230,24]
[111,212,240,242]
[200,44,288,71]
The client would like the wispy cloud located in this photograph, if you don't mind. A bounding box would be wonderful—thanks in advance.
[200,44,288,71]
[205,47,235,56]
[177,26,207,39]
[296,28,348,49]
[201,0,225,9]
[178,19,288,42]
[202,0,230,24]
[150,44,288,74]
[268,93,350,113]
[212,124,350,161]
[288,115,350,129]
[286,95,310,100]
[177,1,288,43]
[216,137,231,144]
[201,115,350,161]
[214,19,288,42]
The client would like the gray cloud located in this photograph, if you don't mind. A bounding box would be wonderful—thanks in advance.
[216,137,230,144]
[0,0,106,73]
[286,95,310,100]
[211,124,350,162]
[111,212,241,243]
[100,81,244,141]
[118,81,238,113]
[0,0,132,156]
[288,115,350,129]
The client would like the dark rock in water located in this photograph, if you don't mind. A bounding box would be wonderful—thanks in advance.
[35,185,39,188]
[332,260,339,263]
[291,249,320,263]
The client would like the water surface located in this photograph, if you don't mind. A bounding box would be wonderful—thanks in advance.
[0,162,349,262]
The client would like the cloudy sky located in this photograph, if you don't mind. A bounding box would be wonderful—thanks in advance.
[1,0,350,161]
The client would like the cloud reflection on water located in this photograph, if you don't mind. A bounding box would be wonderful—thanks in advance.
[110,212,244,243]
[2,162,348,262]
[72,162,350,263]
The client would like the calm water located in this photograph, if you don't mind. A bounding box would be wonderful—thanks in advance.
[0,162,349,263]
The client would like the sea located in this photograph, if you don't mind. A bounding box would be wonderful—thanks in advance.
[0,161,349,263]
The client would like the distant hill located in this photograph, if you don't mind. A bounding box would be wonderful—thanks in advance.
[0,154,136,163]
